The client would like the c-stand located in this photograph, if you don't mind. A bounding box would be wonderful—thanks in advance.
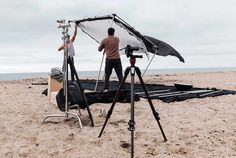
[43,20,94,127]
[98,45,167,158]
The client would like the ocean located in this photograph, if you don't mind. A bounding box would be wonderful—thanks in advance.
[0,67,235,81]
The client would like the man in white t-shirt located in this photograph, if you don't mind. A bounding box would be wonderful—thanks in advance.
[58,25,77,81]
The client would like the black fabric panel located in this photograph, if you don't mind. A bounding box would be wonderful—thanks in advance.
[144,35,185,63]
[79,79,236,103]
[55,81,140,111]
[47,79,236,112]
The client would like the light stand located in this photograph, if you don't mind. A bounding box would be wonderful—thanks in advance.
[43,19,94,127]
[98,45,167,158]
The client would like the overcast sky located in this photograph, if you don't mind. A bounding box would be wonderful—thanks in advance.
[0,0,236,73]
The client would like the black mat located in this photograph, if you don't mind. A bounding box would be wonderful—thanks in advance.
[80,79,236,103]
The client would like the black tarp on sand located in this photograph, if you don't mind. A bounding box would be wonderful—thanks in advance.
[80,79,236,103]
[43,79,236,110]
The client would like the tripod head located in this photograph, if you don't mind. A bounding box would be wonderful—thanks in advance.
[125,45,143,59]
[125,45,143,66]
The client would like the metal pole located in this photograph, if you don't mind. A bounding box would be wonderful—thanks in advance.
[42,20,83,128]
[142,50,158,77]
[64,27,69,118]
[129,66,135,158]
[94,51,105,91]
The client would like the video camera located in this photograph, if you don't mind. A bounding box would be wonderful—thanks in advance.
[125,45,143,59]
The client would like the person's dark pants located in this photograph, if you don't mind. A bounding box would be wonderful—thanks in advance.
[68,57,75,81]
[104,58,123,90]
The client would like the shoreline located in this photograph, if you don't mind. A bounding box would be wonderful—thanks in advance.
[0,67,236,81]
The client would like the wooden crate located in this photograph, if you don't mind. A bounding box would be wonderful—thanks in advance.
[47,76,63,100]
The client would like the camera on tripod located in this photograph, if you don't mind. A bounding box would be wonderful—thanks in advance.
[125,45,143,59]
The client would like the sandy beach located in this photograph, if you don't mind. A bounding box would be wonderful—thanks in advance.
[0,71,236,158]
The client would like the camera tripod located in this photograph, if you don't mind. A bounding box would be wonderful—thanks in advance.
[98,49,167,158]
[43,20,94,127]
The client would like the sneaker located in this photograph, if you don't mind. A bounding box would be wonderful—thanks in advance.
[103,89,108,92]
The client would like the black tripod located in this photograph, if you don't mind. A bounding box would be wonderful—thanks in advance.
[98,46,167,158]
[68,57,94,127]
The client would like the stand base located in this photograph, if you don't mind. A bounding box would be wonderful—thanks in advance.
[42,111,83,128]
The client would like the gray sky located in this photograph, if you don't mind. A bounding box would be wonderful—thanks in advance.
[0,0,236,73]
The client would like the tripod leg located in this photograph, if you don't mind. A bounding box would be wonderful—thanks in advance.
[129,66,135,158]
[135,67,167,141]
[98,67,130,138]
[69,61,95,127]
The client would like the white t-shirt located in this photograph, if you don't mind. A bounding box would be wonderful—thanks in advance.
[67,40,75,57]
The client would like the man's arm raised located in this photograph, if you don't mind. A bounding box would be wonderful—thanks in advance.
[71,25,77,42]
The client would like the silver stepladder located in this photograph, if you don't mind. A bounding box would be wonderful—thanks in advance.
[42,19,94,128]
